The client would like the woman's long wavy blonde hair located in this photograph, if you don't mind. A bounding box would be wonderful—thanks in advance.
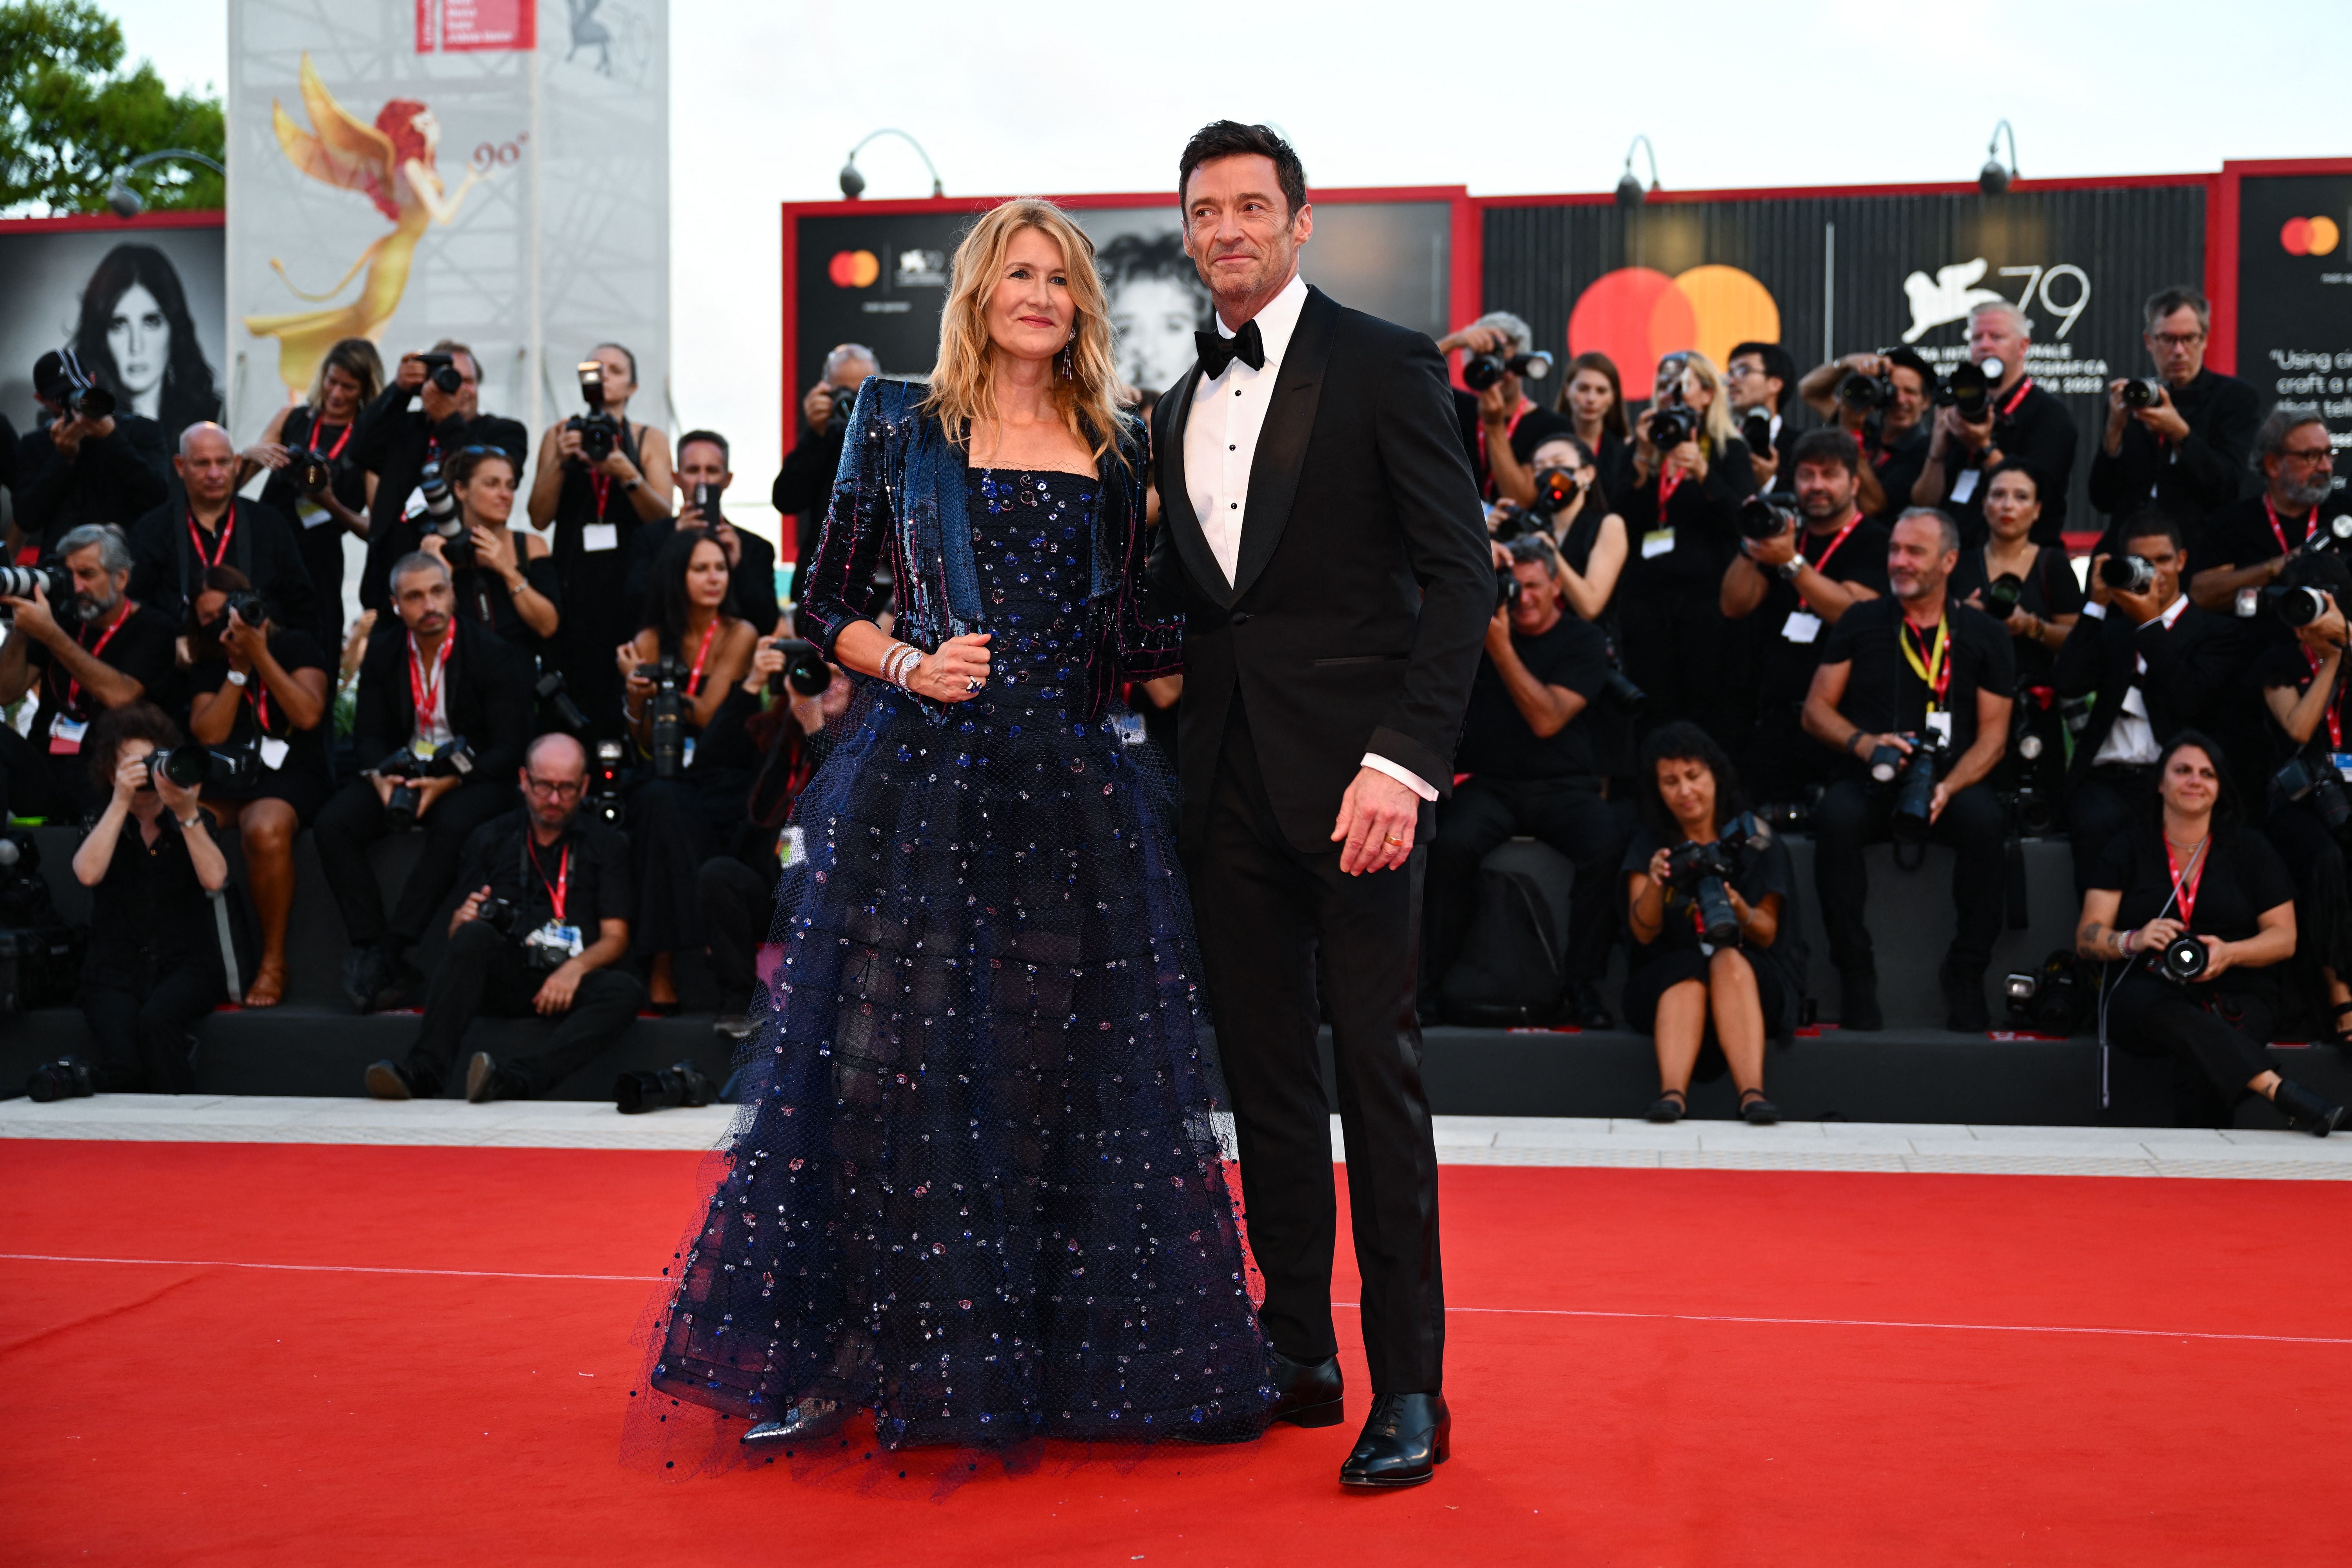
[1678,350,1740,453]
[922,199,1128,466]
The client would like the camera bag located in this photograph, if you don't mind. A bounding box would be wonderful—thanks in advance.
[1439,860,1569,1027]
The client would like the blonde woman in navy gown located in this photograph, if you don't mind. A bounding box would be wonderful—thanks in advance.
[638,200,1270,1457]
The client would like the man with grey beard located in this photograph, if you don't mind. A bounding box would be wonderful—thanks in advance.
[2187,406,2345,612]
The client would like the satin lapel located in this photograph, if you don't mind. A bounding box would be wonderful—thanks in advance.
[1156,365,1231,608]
[1229,287,1335,605]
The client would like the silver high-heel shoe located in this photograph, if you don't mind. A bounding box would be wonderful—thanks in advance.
[740,1398,846,1446]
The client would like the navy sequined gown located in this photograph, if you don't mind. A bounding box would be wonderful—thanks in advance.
[642,463,1272,1454]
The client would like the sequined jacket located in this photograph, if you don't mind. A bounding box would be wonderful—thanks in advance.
[795,376,1181,724]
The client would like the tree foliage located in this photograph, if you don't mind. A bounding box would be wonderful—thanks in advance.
[0,0,225,215]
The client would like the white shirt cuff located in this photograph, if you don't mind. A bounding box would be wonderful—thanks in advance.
[2081,601,2107,620]
[1361,752,1439,802]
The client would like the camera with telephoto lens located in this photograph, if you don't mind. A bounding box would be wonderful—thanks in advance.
[1739,495,1798,542]
[636,657,687,779]
[414,352,465,396]
[56,349,116,421]
[567,362,620,465]
[0,563,74,618]
[2005,704,2058,835]
[1982,573,2025,615]
[1867,730,1947,846]
[535,664,590,731]
[1936,358,2005,420]
[415,456,460,535]
[1740,410,1774,456]
[375,738,478,832]
[763,637,833,699]
[149,742,258,795]
[1837,368,1895,412]
[1531,466,1581,517]
[1461,349,1552,393]
[291,450,332,495]
[2153,930,2210,985]
[615,1059,719,1115]
[2272,752,2352,833]
[2003,951,2089,1034]
[2099,554,2156,595]
[1648,401,1698,452]
[2251,584,2329,628]
[1488,501,1540,543]
[586,739,626,825]
[1663,812,1774,948]
[2120,377,2164,410]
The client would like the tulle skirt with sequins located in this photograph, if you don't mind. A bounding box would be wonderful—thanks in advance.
[632,680,1272,1461]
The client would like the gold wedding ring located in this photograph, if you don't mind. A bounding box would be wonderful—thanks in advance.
[1383,835,1405,846]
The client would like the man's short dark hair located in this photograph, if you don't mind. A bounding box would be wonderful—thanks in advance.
[2120,509,2185,554]
[677,428,730,468]
[1883,346,1936,388]
[1178,121,1307,217]
[1791,428,1860,475]
[1730,341,1798,404]
[2143,285,2211,334]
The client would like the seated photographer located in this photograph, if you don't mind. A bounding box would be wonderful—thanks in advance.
[1726,340,1800,492]
[1913,301,2078,546]
[2087,287,2258,539]
[615,526,759,1011]
[1950,462,2082,805]
[773,343,879,606]
[2055,512,2230,896]
[2078,732,2342,1134]
[314,552,532,1012]
[420,444,561,656]
[1421,539,1627,1029]
[2252,555,2352,1042]
[1720,429,1887,807]
[1798,348,1936,524]
[1802,506,2015,1030]
[2187,407,2343,613]
[1438,313,1571,508]
[364,733,641,1103]
[1553,351,1636,502]
[626,429,782,635]
[129,423,318,635]
[13,350,169,563]
[68,702,229,1094]
[1622,722,1804,1125]
[1524,432,1635,780]
[184,566,332,1008]
[351,341,530,613]
[241,336,383,650]
[1619,350,1756,742]
[0,524,179,824]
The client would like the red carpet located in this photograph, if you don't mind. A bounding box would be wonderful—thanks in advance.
[3,1140,2348,1565]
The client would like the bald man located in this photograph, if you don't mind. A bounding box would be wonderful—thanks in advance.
[127,421,319,629]
[366,731,644,1102]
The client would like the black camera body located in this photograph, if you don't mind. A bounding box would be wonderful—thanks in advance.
[763,637,833,699]
[568,361,620,465]
[2119,377,2163,410]
[616,1060,719,1115]
[1531,466,1581,517]
[376,738,478,831]
[819,382,857,435]
[1982,573,2025,615]
[1740,409,1774,457]
[0,830,82,1020]
[1739,495,1798,542]
[536,664,590,732]
[291,451,332,495]
[1649,402,1698,452]
[2273,752,2352,833]
[56,349,117,422]
[475,893,575,972]
[694,481,724,528]
[2153,931,2210,985]
[637,657,688,779]
[0,564,74,614]
[1936,358,2005,421]
[222,589,268,629]
[1837,368,1895,412]
[414,352,465,396]
[1461,350,1552,393]
[2004,951,2089,1034]
[1664,812,1773,948]
[1867,730,1948,846]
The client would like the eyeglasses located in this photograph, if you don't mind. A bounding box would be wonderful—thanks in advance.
[2147,331,2205,348]
[2282,449,2336,466]
[524,777,583,798]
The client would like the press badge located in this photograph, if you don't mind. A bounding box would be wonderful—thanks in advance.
[1641,527,1675,560]
[1926,711,1955,744]
[1110,711,1147,746]
[1781,610,1822,644]
[778,825,806,867]
[580,523,620,553]
[296,496,332,529]
[540,921,584,956]
[2334,753,2352,784]
[47,716,86,755]
[259,737,290,770]
[1949,468,1980,505]
[402,488,426,521]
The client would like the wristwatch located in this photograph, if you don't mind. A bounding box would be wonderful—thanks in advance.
[224,670,249,687]
[1775,557,1803,581]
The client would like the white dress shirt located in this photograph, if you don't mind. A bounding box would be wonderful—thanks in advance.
[1183,270,1436,802]
[2085,593,2188,766]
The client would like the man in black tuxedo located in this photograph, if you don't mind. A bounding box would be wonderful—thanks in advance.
[1151,122,1490,1490]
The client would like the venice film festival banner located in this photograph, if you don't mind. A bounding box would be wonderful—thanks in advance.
[224,0,668,445]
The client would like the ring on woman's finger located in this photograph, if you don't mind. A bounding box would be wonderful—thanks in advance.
[965,677,984,693]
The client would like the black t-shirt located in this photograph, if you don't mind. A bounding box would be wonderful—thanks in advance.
[454,809,634,936]
[1862,419,1931,525]
[1622,824,1798,958]
[26,601,180,753]
[185,629,333,794]
[1948,544,2085,688]
[84,813,220,985]
[2090,821,2295,1002]
[2197,493,2352,572]
[1817,596,2016,765]
[1456,611,1611,780]
[1749,514,1892,706]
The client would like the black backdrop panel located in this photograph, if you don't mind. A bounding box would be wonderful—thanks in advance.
[2235,172,2352,493]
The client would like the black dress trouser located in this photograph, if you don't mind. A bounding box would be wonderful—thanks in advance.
[2106,972,2276,1118]
[80,967,223,1093]
[1186,699,1444,1395]
[1813,777,2006,976]
[401,920,645,1096]
[697,855,775,1013]
[312,777,516,949]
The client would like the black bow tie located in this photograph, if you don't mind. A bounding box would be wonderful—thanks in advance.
[1196,319,1266,379]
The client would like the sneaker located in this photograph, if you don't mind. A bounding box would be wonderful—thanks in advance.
[363,1059,415,1100]
[465,1051,499,1104]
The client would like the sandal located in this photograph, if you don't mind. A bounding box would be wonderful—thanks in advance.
[241,956,286,1009]
[1739,1088,1780,1125]
[1646,1089,1686,1123]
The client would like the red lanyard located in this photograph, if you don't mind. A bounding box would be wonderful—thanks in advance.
[527,837,569,922]
[64,599,134,715]
[684,617,721,697]
[1998,376,2033,419]
[2163,837,2207,925]
[1798,512,1863,610]
[1477,401,1534,497]
[2307,646,2344,750]
[187,506,236,569]
[1657,466,1686,506]
[246,671,274,736]
[306,416,351,463]
[408,632,453,732]
[2265,496,2316,557]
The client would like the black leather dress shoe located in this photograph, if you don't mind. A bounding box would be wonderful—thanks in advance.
[363,1059,415,1100]
[740,1399,846,1448]
[1266,1345,1344,1428]
[1340,1392,1449,1488]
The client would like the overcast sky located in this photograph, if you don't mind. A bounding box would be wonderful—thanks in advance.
[105,0,2352,520]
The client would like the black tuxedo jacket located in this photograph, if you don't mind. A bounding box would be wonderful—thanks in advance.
[1150,286,1490,853]
[2051,599,2231,788]
[351,616,534,781]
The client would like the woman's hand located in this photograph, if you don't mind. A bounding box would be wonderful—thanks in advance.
[616,641,653,691]
[1646,847,1673,888]
[1632,407,1657,463]
[2197,935,2236,978]
[1726,886,1755,927]
[1670,439,1706,482]
[555,425,585,465]
[469,521,517,580]
[2131,917,2185,956]
[153,765,201,821]
[742,637,787,695]
[907,632,993,703]
[243,442,290,471]
[599,447,641,484]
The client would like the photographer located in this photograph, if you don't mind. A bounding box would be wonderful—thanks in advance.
[2187,407,2344,613]
[1802,507,2015,1030]
[241,337,383,650]
[0,524,178,823]
[1421,539,1628,1029]
[1720,430,1887,807]
[2056,513,2231,895]
[1619,350,1757,742]
[128,423,317,632]
[2088,287,2258,538]
[13,350,169,563]
[314,552,532,1013]
[184,566,333,1008]
[1913,301,2078,546]
[362,733,639,1102]
[1439,312,1571,508]
[63,703,228,1093]
[627,429,782,635]
[1951,462,2083,805]
[2252,554,2352,1042]
[1725,341,1800,492]
[773,342,879,606]
[2077,733,2342,1134]
[1553,351,1636,502]
[421,445,561,655]
[350,340,529,612]
[614,527,759,1012]
[1622,722,1804,1125]
[1799,347,1936,524]
[528,343,674,742]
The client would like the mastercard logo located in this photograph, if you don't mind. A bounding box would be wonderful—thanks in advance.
[2280,216,2341,257]
[1568,265,1781,392]
[828,249,881,288]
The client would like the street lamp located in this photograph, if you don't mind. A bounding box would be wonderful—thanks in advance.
[106,148,227,217]
[838,129,944,201]
[1978,120,2020,195]
[1615,135,1659,208]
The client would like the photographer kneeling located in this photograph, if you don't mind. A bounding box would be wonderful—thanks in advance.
[1623,722,1804,1124]
[2078,733,2342,1134]
[184,567,332,1007]
[364,733,640,1102]
[1802,507,2015,1030]
[1422,539,1628,1029]
[69,704,229,1093]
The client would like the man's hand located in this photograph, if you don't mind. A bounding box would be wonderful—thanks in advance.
[1749,443,1780,490]
[4,582,62,646]
[1331,766,1420,876]
[412,773,462,819]
[1744,521,1799,568]
[1477,378,1512,428]
[1952,407,1995,454]
[395,354,428,394]
[2134,381,2191,444]
[221,610,269,669]
[452,884,493,928]
[1928,781,1952,823]
[51,414,112,458]
[534,958,584,1015]
[1437,325,1509,359]
[1485,599,1513,657]
[803,383,840,429]
[2111,577,2166,627]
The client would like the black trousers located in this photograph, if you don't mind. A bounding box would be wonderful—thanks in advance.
[402,920,645,1096]
[2107,972,2276,1112]
[2263,799,2352,985]
[1424,773,1626,997]
[1186,701,1443,1395]
[697,855,775,1013]
[79,968,222,1093]
[0,722,87,825]
[1813,777,2006,976]
[2066,763,2155,898]
[312,777,515,949]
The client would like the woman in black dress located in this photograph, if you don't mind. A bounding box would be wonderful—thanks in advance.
[241,337,382,652]
[2254,555,2352,1040]
[1949,460,2081,806]
[2077,732,2343,1133]
[423,445,561,658]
